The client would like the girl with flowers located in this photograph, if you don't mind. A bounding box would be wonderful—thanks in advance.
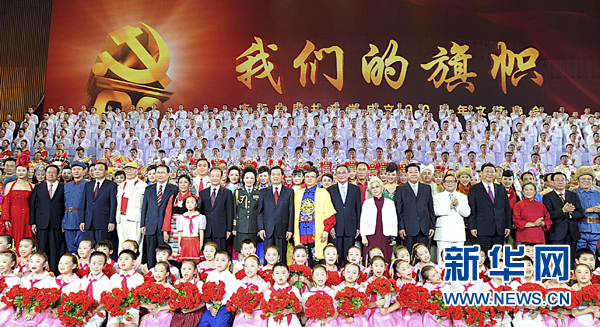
[176,196,206,262]
[79,252,111,327]
[477,257,513,327]
[7,252,58,326]
[0,251,21,325]
[334,263,368,327]
[231,255,268,327]
[258,246,279,285]
[15,237,35,277]
[107,250,144,327]
[199,250,239,327]
[364,256,396,326]
[509,256,546,327]
[388,259,422,327]
[199,242,218,275]
[412,244,442,282]
[542,276,572,327]
[421,265,464,327]
[262,262,302,327]
[138,262,174,326]
[341,247,368,284]
[76,239,95,277]
[170,259,205,327]
[301,265,338,327]
[323,245,342,287]
[570,264,600,326]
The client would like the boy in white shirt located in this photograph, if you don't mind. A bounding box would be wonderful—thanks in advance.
[107,250,144,327]
[198,250,239,327]
[81,252,112,327]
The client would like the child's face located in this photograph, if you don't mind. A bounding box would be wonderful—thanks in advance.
[241,244,256,258]
[0,255,13,274]
[265,249,280,265]
[154,265,169,283]
[370,249,384,260]
[244,258,259,277]
[397,262,412,279]
[371,260,386,277]
[347,248,362,264]
[122,242,137,254]
[396,249,410,262]
[77,241,92,260]
[156,251,171,263]
[273,267,289,285]
[343,265,359,283]
[118,254,135,271]
[416,247,430,263]
[19,241,34,258]
[0,238,10,252]
[576,254,595,270]
[426,269,442,284]
[58,256,76,275]
[575,266,591,284]
[89,255,106,276]
[185,197,197,211]
[478,251,486,268]
[215,254,230,272]
[523,261,533,277]
[324,248,338,265]
[312,268,327,287]
[181,263,196,281]
[293,250,307,265]
[203,246,216,261]
[96,246,112,259]
[29,255,45,273]
[525,246,535,259]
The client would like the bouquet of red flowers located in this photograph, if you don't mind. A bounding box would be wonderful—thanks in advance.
[198,271,209,283]
[592,274,600,285]
[2,286,36,314]
[428,289,466,321]
[76,265,91,279]
[571,284,600,308]
[201,281,227,310]
[235,269,247,280]
[335,287,368,317]
[0,280,7,294]
[103,264,114,278]
[143,271,154,282]
[464,306,493,327]
[57,290,98,327]
[131,280,171,307]
[357,270,368,284]
[289,264,312,289]
[517,282,550,313]
[396,283,431,313]
[260,289,302,322]
[100,287,134,321]
[487,285,519,316]
[33,288,62,313]
[226,284,264,314]
[366,277,396,298]
[304,292,335,321]
[258,269,274,285]
[326,271,342,287]
[167,282,202,310]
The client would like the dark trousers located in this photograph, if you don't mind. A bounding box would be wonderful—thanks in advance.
[548,236,577,269]
[85,228,118,261]
[404,231,429,255]
[332,234,355,265]
[263,236,288,263]
[146,232,165,269]
[475,233,505,251]
[37,228,61,274]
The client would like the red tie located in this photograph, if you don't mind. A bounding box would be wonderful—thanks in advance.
[199,178,204,191]
[94,182,99,198]
[120,274,129,288]
[48,183,53,199]
[274,187,279,205]
[560,193,565,204]
[157,185,163,206]
[86,278,97,297]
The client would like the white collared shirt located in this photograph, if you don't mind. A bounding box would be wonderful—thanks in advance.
[156,182,167,196]
[272,184,282,196]
[47,181,59,197]
[94,179,104,191]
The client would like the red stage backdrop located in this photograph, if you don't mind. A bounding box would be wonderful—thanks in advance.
[45,0,600,114]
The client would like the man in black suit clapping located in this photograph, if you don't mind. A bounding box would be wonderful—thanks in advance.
[257,166,294,261]
[30,165,65,274]
[468,163,512,249]
[198,167,234,251]
[79,162,117,249]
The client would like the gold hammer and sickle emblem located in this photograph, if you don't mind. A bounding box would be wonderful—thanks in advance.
[92,21,171,88]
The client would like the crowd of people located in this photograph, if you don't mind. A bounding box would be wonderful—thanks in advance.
[0,101,598,327]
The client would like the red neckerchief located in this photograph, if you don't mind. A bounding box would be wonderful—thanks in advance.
[119,271,134,288]
[85,274,99,298]
[29,272,48,287]
[56,275,76,291]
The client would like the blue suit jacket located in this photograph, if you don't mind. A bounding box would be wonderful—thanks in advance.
[467,182,512,236]
[140,183,179,235]
[395,182,436,237]
[79,179,117,230]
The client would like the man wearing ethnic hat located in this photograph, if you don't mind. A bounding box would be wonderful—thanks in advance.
[62,161,87,253]
[116,162,147,255]
[573,166,600,251]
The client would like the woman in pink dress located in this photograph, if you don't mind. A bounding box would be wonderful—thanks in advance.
[1,165,34,249]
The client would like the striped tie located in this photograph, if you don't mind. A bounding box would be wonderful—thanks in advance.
[157,185,163,206]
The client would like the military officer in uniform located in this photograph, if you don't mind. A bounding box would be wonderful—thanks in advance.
[232,166,260,252]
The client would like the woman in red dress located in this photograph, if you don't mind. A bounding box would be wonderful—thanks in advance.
[1,165,34,248]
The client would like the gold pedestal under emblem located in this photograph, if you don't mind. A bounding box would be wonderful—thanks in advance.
[85,21,173,114]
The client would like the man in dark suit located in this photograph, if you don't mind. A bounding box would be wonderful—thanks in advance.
[30,164,65,274]
[543,172,583,263]
[468,162,512,249]
[141,164,178,268]
[257,166,294,261]
[328,164,361,263]
[199,167,235,251]
[395,163,436,252]
[79,162,117,253]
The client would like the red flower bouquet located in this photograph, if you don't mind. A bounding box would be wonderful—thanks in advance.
[571,284,600,308]
[226,284,264,314]
[103,264,114,278]
[167,282,202,310]
[428,289,465,321]
[2,286,36,314]
[464,306,493,327]
[143,271,154,282]
[258,269,274,285]
[366,277,396,297]
[325,271,342,287]
[235,269,247,280]
[396,283,431,313]
[335,287,368,317]
[201,281,227,310]
[100,287,134,317]
[517,282,550,313]
[260,289,302,322]
[487,285,518,316]
[0,280,7,294]
[57,290,97,327]
[33,287,62,313]
[76,265,91,279]
[304,292,335,321]
[289,264,312,289]
[357,271,368,284]
[198,271,209,283]
[131,280,171,307]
